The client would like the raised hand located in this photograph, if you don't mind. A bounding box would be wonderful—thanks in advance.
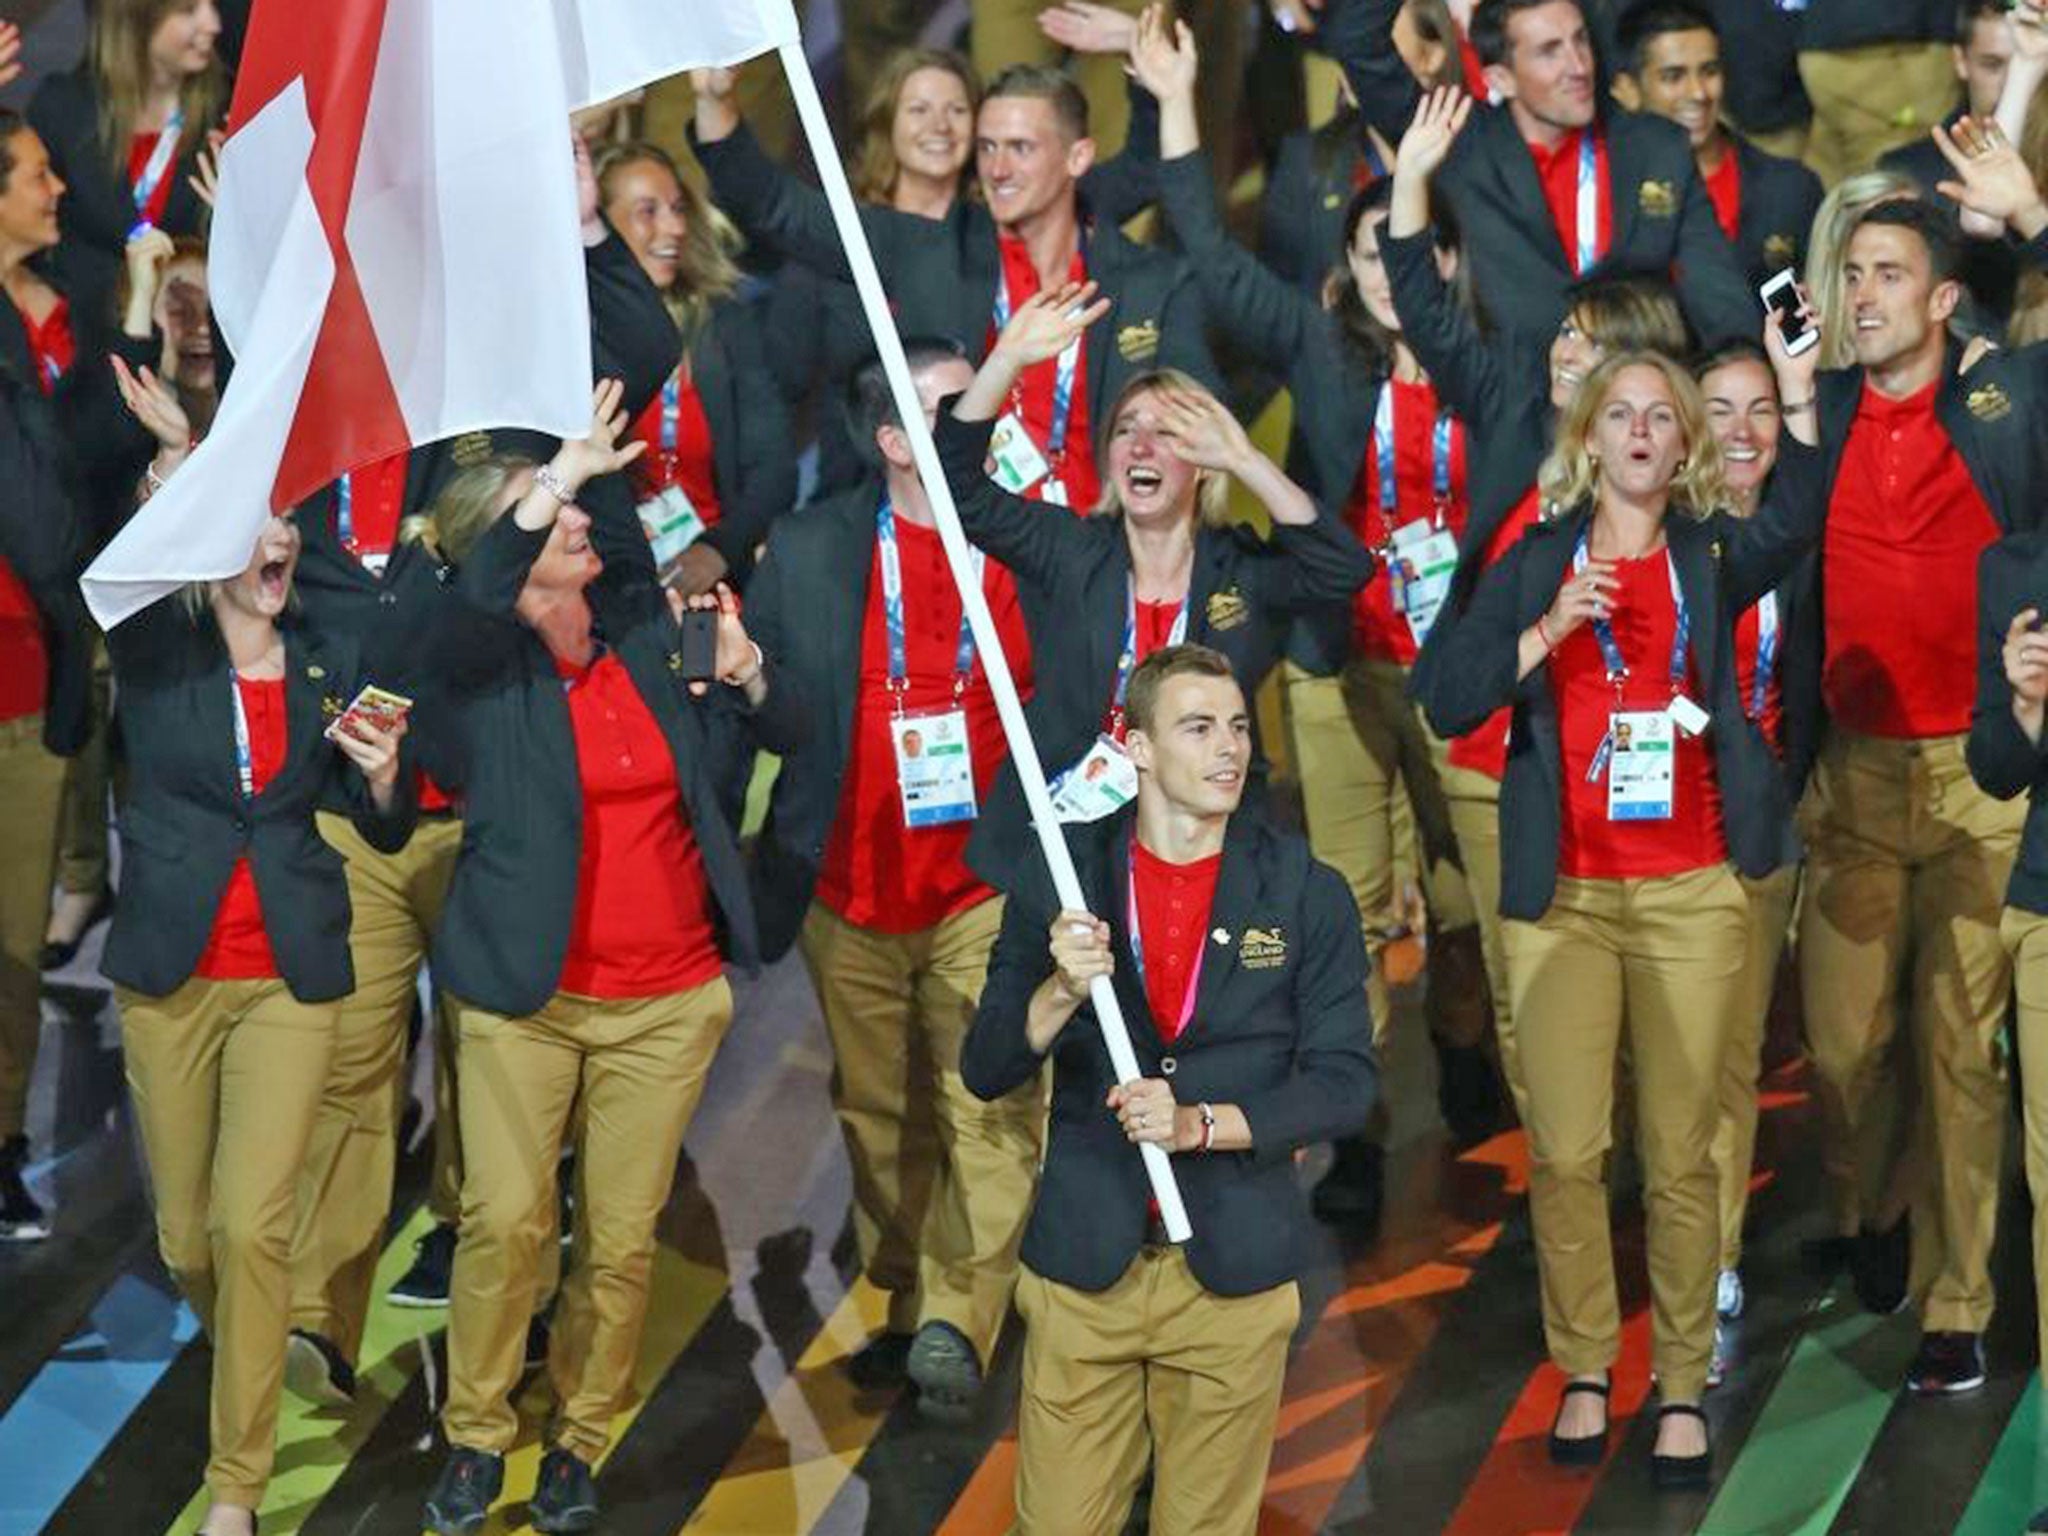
[1126,3,1199,104]
[112,355,194,456]
[1762,283,1821,420]
[1933,117,2047,233]
[1152,385,1251,474]
[1267,0,1323,37]
[555,377,647,488]
[0,21,23,93]
[692,65,741,143]
[666,581,761,698]
[187,130,224,211]
[992,278,1113,369]
[1039,0,1139,56]
[1395,87,1471,186]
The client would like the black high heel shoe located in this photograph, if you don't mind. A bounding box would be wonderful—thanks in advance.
[38,886,114,971]
[1547,1376,1610,1467]
[1651,1403,1712,1489]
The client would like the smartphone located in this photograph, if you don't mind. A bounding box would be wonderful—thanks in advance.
[678,608,720,683]
[1759,268,1819,356]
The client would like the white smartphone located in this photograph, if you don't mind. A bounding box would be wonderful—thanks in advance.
[1759,268,1819,356]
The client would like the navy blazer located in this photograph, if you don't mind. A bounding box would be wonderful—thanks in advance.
[1730,134,1824,289]
[678,296,797,581]
[963,809,1375,1296]
[1969,532,2048,915]
[103,603,415,1000]
[1420,444,1828,919]
[419,514,807,1018]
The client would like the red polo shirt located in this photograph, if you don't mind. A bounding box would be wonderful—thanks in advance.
[629,363,725,528]
[992,232,1100,511]
[15,296,74,396]
[1131,840,1221,1043]
[1703,145,1742,246]
[1343,378,1470,665]
[1822,379,1998,739]
[1550,551,1727,879]
[556,651,723,998]
[815,516,1032,932]
[336,452,410,563]
[0,560,46,723]
[1528,127,1613,274]
[195,676,287,980]
[126,130,178,229]
[1447,487,1546,780]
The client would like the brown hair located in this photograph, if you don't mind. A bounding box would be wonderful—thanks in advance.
[850,47,981,205]
[1091,370,1232,527]
[984,63,1090,142]
[595,142,743,341]
[1403,0,1472,91]
[89,0,223,173]
[1538,351,1728,517]
[1562,275,1689,357]
[401,454,538,567]
[1125,642,1237,737]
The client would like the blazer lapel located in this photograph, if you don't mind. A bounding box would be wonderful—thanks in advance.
[1481,110,1571,274]
[280,628,342,801]
[1937,345,2011,530]
[1667,518,1723,703]
[1602,117,1644,270]
[822,496,879,761]
[1182,819,1257,1045]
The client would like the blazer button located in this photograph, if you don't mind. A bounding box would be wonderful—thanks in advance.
[1159,1055,1177,1076]
[233,817,249,836]
[379,591,397,607]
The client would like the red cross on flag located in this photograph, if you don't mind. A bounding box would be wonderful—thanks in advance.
[82,0,797,629]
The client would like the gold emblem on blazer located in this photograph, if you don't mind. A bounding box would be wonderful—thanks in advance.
[1206,586,1250,631]
[320,693,344,719]
[307,664,326,680]
[1322,191,1343,210]
[1967,382,2013,422]
[1116,320,1161,363]
[666,650,684,675]
[1637,179,1677,219]
[1240,926,1287,969]
[450,430,494,468]
[1763,233,1796,270]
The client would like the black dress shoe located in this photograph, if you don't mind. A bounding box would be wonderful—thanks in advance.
[1311,1137,1384,1231]
[845,1330,914,1392]
[1547,1377,1610,1467]
[1650,1403,1712,1490]
[38,886,114,972]
[1852,1215,1910,1315]
[2027,1502,2048,1532]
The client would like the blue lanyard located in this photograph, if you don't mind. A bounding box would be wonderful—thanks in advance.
[1373,385,1456,527]
[1574,131,1601,275]
[228,671,255,799]
[876,500,980,703]
[336,472,355,550]
[39,352,62,390]
[1572,532,1688,692]
[129,106,183,235]
[660,368,681,457]
[1749,590,1779,722]
[1111,582,1190,721]
[992,250,1084,464]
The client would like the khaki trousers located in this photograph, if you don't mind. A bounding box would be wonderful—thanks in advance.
[118,976,338,1508]
[2001,907,2048,1378]
[800,896,1042,1360]
[54,643,112,897]
[1798,730,2021,1334]
[290,813,463,1364]
[1715,863,1800,1271]
[1442,760,1522,1116]
[443,979,733,1461]
[0,715,66,1140]
[1798,43,1956,187]
[1507,864,1748,1400]
[1011,1251,1299,1536]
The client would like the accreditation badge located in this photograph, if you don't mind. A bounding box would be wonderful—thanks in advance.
[893,708,978,828]
[1389,518,1460,647]
[1047,734,1139,823]
[1605,709,1675,821]
[636,486,708,587]
[988,411,1052,497]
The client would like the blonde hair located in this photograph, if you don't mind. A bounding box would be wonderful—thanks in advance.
[89,0,222,173]
[850,48,981,206]
[1807,169,1918,368]
[1091,370,1232,528]
[1538,351,1728,519]
[400,455,537,567]
[594,142,743,341]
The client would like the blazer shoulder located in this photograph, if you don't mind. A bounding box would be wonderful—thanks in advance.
[1609,108,1692,161]
[26,70,94,132]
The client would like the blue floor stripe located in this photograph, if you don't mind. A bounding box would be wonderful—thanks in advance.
[0,1270,198,1533]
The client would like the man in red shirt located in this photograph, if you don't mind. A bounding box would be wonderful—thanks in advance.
[1798,197,2043,1397]
[747,344,1043,1419]
[1609,1,1822,288]
[962,644,1373,1534]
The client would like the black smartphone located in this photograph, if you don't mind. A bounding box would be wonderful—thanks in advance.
[679,608,720,683]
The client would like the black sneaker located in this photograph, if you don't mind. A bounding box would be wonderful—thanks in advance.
[1906,1330,1985,1395]
[1311,1137,1384,1231]
[423,1446,504,1535]
[845,1330,914,1392]
[389,1224,456,1308]
[907,1320,983,1422]
[284,1329,357,1405]
[2028,1503,2048,1532]
[1852,1216,1910,1316]
[0,1135,48,1241]
[529,1446,600,1533]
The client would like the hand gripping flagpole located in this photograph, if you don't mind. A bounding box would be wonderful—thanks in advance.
[774,40,1193,1242]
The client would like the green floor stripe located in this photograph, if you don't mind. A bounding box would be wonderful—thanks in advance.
[164,1206,442,1535]
[1696,1291,1918,1536]
[1955,1380,2048,1536]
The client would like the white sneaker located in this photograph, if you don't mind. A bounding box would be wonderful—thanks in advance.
[1716,1267,1745,1321]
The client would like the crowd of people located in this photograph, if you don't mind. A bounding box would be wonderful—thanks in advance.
[8,0,2048,1532]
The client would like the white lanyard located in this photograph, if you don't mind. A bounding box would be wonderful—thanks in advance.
[229,672,255,799]
[1574,131,1601,275]
[129,107,183,235]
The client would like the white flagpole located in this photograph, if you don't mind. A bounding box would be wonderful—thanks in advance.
[774,40,1193,1242]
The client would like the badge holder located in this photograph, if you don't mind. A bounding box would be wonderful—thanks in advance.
[638,485,708,587]
[892,678,979,829]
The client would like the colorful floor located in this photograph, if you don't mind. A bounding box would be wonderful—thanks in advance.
[6,929,2048,1536]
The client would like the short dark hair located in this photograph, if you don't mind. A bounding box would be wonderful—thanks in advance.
[1957,0,2010,45]
[1470,0,1587,70]
[1614,0,1720,78]
[1126,644,1238,738]
[844,338,971,470]
[1851,198,1963,285]
[983,63,1089,142]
